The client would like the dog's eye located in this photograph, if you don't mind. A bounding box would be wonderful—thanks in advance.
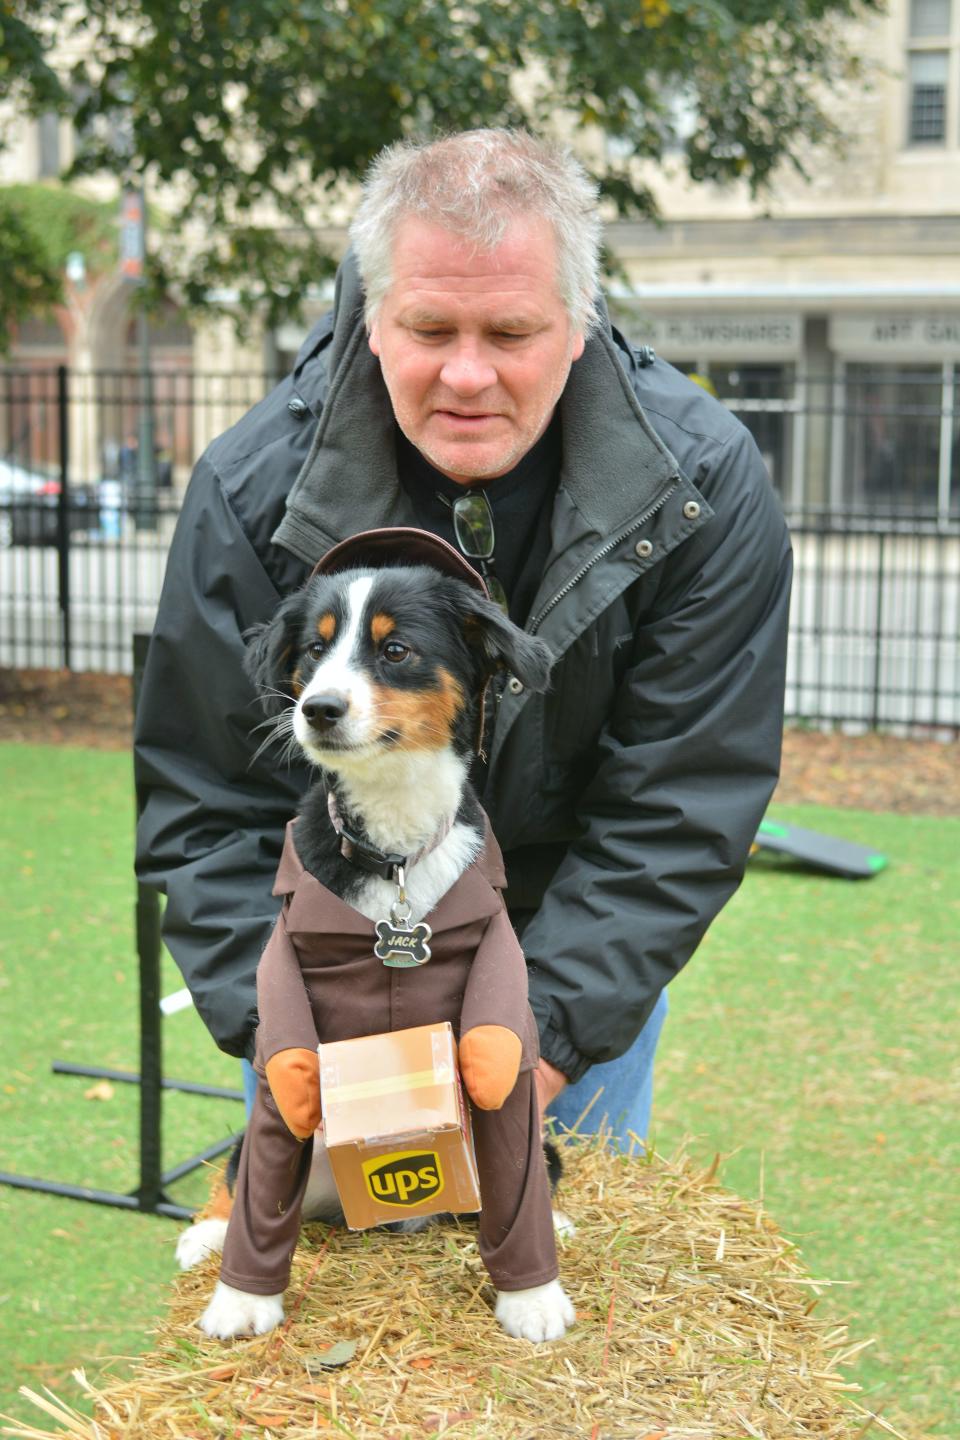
[306,640,326,660]
[382,641,410,663]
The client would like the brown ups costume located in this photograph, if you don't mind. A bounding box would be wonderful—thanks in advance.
[218,819,559,1298]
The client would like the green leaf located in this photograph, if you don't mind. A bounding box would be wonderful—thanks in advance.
[303,1339,360,1372]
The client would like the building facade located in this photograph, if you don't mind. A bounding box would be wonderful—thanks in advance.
[2,0,959,518]
[608,0,960,520]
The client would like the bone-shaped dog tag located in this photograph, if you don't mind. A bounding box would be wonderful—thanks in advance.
[376,866,432,967]
[375,917,432,968]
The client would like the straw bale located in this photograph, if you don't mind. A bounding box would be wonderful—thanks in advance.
[3,1137,912,1440]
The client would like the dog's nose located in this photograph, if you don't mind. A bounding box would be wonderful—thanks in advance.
[300,692,349,730]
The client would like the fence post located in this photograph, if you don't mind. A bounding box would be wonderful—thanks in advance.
[56,364,72,670]
[132,631,164,1209]
[871,530,886,730]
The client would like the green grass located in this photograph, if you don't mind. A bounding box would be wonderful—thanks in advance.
[0,745,241,1423]
[655,805,959,1439]
[0,745,956,1437]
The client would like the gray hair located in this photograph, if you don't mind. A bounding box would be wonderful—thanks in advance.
[350,129,602,335]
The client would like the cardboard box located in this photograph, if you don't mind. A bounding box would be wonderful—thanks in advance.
[318,1022,481,1230]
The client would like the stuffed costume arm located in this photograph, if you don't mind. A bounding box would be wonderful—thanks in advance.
[256,906,322,1139]
[458,900,533,1111]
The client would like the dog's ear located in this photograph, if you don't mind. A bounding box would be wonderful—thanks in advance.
[452,587,553,693]
[243,591,306,715]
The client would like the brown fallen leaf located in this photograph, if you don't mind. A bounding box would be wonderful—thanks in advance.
[83,1081,115,1102]
[299,1383,331,1400]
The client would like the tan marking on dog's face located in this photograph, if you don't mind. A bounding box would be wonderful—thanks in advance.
[317,613,337,643]
[291,664,304,698]
[370,612,396,645]
[372,667,465,750]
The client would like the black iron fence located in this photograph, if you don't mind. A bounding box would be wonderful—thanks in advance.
[0,364,282,673]
[787,511,959,733]
[1,366,958,734]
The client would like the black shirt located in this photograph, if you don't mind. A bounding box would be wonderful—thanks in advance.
[395,415,561,626]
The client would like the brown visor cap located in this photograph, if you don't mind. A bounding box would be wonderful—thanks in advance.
[310,527,489,601]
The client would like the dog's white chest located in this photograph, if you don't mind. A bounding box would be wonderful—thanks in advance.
[351,822,482,925]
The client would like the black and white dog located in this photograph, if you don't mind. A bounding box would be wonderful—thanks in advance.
[176,530,575,1344]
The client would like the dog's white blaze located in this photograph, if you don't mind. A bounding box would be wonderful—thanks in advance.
[294,576,375,754]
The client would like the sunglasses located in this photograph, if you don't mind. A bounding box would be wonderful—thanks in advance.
[447,489,509,614]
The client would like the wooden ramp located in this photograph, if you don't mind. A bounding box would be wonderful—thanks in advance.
[755,819,889,880]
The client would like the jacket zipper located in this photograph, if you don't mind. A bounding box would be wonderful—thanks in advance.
[528,476,680,636]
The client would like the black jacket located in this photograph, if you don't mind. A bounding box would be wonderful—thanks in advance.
[134,254,792,1083]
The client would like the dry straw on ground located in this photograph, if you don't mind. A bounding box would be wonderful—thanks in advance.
[3,1135,911,1440]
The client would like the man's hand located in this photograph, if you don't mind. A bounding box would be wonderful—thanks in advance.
[534,1057,568,1123]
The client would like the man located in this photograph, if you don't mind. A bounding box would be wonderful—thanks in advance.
[135,129,792,1146]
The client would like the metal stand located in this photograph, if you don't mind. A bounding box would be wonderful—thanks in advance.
[0,634,244,1221]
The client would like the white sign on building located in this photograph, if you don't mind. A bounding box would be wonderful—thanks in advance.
[830,314,960,360]
[644,313,802,360]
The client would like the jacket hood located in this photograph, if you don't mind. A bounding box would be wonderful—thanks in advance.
[272,248,681,569]
[323,247,369,381]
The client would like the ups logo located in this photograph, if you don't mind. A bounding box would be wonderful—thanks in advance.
[362,1150,444,1208]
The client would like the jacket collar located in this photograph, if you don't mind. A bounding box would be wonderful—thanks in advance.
[272,253,679,567]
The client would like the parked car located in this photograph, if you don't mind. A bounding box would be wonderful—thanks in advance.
[0,459,96,547]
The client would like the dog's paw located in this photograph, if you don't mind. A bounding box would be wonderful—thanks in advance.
[494,1279,575,1343]
[552,1208,577,1239]
[176,1218,229,1271]
[198,1280,285,1339]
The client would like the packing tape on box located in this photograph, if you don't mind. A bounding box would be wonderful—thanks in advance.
[321,1065,451,1105]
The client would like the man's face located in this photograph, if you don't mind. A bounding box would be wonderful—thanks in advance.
[368,215,586,485]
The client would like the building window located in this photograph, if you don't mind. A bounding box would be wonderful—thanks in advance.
[906,0,956,145]
[843,365,944,512]
[713,365,793,498]
[911,0,951,37]
[674,361,796,502]
[909,52,949,140]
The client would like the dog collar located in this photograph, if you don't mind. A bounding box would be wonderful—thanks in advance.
[326,791,453,882]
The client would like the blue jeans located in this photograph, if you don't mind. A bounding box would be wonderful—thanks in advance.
[546,989,668,1150]
[241,988,669,1145]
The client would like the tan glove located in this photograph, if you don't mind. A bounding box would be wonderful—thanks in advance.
[459,1025,522,1110]
[264,1047,321,1139]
